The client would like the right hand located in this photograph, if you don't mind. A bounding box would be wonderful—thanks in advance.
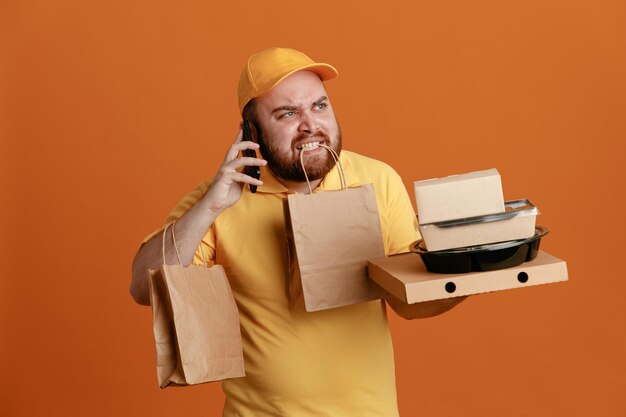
[202,129,267,215]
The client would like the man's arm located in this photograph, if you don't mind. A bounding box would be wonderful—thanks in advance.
[129,130,266,306]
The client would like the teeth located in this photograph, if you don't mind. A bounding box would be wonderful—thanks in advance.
[298,141,323,151]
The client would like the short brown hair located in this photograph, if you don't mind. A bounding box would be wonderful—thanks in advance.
[242,99,258,126]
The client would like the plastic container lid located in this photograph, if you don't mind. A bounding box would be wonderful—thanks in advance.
[420,199,539,229]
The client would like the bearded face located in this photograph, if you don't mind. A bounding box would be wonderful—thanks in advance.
[249,70,343,184]
[256,123,342,182]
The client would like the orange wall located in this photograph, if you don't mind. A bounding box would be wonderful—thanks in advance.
[2,1,625,416]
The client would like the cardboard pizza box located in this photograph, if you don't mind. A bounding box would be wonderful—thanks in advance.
[368,251,568,303]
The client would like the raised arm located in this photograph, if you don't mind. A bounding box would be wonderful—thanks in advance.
[129,129,266,305]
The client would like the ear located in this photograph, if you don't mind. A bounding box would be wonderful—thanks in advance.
[243,119,260,143]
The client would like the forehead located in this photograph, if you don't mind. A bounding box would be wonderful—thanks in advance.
[256,70,328,110]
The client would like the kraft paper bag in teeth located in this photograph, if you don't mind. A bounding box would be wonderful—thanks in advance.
[284,145,385,312]
[147,222,245,388]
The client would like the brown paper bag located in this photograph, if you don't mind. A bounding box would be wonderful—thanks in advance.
[284,145,385,312]
[148,222,245,388]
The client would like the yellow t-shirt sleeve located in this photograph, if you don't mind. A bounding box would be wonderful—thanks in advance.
[381,167,421,256]
[141,178,217,266]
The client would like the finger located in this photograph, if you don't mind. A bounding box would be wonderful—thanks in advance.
[224,137,259,164]
[233,128,244,144]
[230,172,263,186]
[234,140,260,152]
[225,157,267,171]
[226,157,267,171]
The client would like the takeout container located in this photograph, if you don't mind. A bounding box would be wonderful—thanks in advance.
[418,199,539,251]
[411,225,549,274]
[414,168,505,224]
[368,168,568,303]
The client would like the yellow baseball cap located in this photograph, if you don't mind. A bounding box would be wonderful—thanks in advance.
[237,47,338,113]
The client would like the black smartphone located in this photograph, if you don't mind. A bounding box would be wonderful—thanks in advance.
[242,120,261,193]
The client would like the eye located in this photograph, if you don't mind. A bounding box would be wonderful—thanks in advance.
[278,111,296,119]
[315,102,328,110]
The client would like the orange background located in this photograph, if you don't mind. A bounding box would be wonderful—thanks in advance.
[2,1,625,416]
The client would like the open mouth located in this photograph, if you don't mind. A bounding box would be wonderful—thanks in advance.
[296,140,325,151]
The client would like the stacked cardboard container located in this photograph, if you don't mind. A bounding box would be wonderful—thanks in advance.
[368,169,568,303]
[415,169,537,252]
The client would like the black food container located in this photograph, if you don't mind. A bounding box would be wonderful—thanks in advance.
[410,226,549,274]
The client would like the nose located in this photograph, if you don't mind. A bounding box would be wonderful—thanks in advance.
[297,111,319,134]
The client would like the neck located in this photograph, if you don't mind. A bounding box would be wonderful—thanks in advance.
[279,177,323,194]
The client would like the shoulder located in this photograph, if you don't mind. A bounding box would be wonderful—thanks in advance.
[341,150,402,184]
[341,150,411,209]
[165,177,214,222]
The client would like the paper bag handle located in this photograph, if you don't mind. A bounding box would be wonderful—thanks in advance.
[298,144,346,194]
[161,221,209,266]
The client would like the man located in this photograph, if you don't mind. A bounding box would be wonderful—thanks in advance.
[130,47,463,416]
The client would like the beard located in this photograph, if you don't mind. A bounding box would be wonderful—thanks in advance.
[257,124,343,183]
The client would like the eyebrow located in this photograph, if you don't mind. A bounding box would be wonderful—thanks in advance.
[270,96,328,115]
[312,96,328,107]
